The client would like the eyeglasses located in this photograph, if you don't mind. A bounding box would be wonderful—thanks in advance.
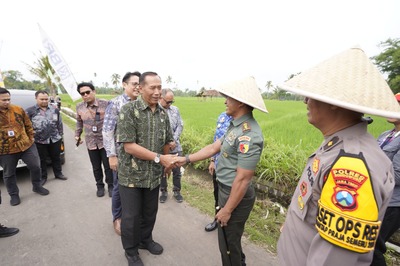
[80,90,92,96]
[163,98,174,105]
[128,82,139,87]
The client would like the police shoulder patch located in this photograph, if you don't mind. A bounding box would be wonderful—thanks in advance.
[323,136,339,151]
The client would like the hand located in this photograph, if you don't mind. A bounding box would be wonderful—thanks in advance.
[109,156,118,171]
[174,156,187,168]
[75,136,83,146]
[168,141,177,151]
[164,168,172,178]
[160,154,178,171]
[208,161,215,176]
[215,207,231,227]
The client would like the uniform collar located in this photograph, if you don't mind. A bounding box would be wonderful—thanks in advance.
[85,98,99,108]
[137,96,163,113]
[231,112,253,127]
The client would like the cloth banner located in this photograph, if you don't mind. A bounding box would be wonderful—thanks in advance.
[38,24,80,101]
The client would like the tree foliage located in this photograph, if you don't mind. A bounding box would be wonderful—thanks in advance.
[372,38,400,93]
[25,54,58,96]
[3,70,42,91]
[111,73,121,88]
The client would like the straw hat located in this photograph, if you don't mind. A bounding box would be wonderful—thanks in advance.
[216,76,268,113]
[281,47,400,119]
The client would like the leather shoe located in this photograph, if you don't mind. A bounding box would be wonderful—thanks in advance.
[97,188,105,197]
[159,191,168,203]
[33,186,49,196]
[0,224,19,238]
[125,252,144,266]
[40,178,47,186]
[113,218,121,236]
[173,191,183,203]
[55,175,68,180]
[205,220,218,232]
[139,240,163,255]
[10,195,21,206]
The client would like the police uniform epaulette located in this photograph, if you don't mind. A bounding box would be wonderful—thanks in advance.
[242,122,251,132]
[323,136,339,151]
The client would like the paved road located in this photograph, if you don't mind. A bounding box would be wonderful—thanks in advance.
[0,126,278,266]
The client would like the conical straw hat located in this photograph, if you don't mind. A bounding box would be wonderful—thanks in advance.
[216,76,268,113]
[281,47,400,119]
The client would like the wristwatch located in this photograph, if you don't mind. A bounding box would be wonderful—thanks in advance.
[154,153,161,163]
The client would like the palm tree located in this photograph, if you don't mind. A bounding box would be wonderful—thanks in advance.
[25,54,57,96]
[111,73,121,88]
[166,76,173,87]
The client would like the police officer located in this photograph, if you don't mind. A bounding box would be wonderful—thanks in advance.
[277,47,399,265]
[176,76,267,266]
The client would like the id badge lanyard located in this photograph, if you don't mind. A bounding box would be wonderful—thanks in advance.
[92,107,100,133]
[7,110,15,137]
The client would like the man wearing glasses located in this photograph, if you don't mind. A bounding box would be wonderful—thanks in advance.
[75,82,113,198]
[159,89,184,203]
[103,71,141,235]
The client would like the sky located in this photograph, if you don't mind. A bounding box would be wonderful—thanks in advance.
[1,0,399,92]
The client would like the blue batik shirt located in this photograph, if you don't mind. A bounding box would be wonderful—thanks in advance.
[103,93,133,157]
[213,112,232,168]
[164,105,183,153]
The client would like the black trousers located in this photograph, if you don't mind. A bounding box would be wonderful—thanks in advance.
[218,182,255,266]
[36,139,62,179]
[371,207,400,266]
[119,185,160,256]
[0,144,42,196]
[87,148,113,189]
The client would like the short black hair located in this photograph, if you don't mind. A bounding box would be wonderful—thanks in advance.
[77,82,95,93]
[0,87,10,95]
[35,90,49,97]
[122,71,141,83]
[139,72,159,85]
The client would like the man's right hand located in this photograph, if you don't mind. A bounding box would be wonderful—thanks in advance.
[109,156,118,171]
[208,161,215,176]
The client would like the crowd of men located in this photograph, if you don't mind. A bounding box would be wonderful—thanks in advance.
[1,46,400,266]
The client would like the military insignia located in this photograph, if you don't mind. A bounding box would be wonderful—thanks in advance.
[239,143,249,153]
[227,131,236,143]
[298,195,304,210]
[323,136,339,151]
[223,152,228,158]
[134,109,139,118]
[242,122,251,132]
[238,136,251,142]
[300,181,307,196]
[312,158,320,175]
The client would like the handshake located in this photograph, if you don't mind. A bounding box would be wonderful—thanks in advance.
[161,154,191,172]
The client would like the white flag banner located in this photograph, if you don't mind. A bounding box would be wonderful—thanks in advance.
[38,24,81,101]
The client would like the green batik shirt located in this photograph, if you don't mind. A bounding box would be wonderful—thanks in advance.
[116,97,173,189]
[216,112,264,187]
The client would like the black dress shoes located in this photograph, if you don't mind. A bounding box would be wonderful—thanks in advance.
[205,219,218,232]
[33,186,50,196]
[97,188,105,197]
[55,175,68,180]
[139,240,164,255]
[125,252,144,266]
[0,224,19,238]
[10,195,21,206]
